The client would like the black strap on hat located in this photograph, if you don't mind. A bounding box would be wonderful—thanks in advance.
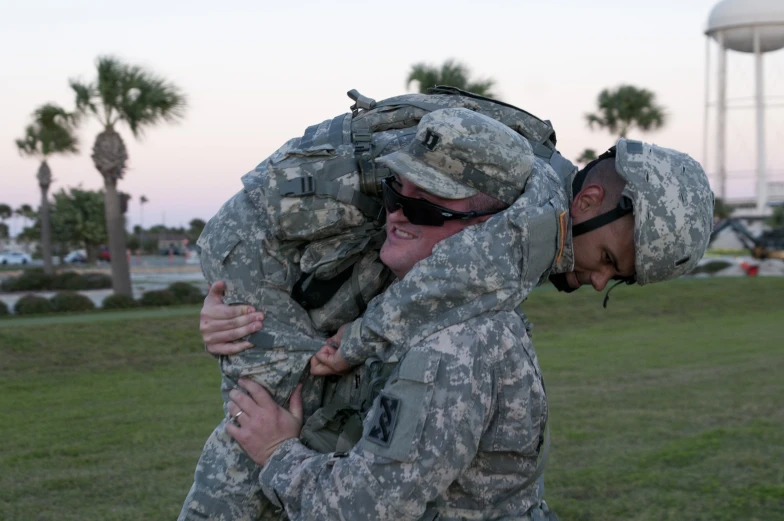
[571,146,634,238]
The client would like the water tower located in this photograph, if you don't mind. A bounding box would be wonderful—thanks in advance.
[704,0,784,214]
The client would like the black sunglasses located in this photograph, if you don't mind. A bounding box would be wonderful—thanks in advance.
[381,177,497,227]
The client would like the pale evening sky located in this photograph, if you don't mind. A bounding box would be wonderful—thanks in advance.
[2,0,783,233]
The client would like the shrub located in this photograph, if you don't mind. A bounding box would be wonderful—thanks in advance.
[139,289,178,307]
[52,271,89,291]
[14,294,55,315]
[50,291,96,313]
[102,294,138,310]
[82,272,112,290]
[167,282,204,305]
[1,268,54,292]
[0,300,8,316]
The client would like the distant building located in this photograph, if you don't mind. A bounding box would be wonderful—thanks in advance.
[0,237,38,255]
[157,234,189,255]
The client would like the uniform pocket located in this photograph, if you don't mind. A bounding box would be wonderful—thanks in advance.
[361,350,441,462]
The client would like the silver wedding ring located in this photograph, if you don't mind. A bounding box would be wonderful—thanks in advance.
[232,410,244,421]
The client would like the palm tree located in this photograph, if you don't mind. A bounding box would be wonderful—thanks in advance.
[406,59,497,98]
[585,85,666,138]
[0,204,11,241]
[139,195,148,254]
[576,148,597,165]
[70,56,186,296]
[15,104,80,274]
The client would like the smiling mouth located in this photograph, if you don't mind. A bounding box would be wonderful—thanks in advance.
[390,226,416,240]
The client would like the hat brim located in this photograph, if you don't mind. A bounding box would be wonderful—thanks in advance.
[377,151,478,200]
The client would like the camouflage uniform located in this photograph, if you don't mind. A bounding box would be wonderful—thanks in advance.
[181,186,329,521]
[257,135,715,520]
[258,109,572,520]
[179,107,564,521]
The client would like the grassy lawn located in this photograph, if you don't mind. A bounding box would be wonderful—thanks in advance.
[1,278,782,520]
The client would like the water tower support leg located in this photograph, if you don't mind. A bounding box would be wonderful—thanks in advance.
[754,27,767,216]
[716,31,727,201]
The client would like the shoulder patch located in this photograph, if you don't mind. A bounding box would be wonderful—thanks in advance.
[366,392,400,448]
[556,211,567,265]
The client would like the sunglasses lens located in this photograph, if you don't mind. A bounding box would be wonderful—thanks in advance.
[381,179,445,226]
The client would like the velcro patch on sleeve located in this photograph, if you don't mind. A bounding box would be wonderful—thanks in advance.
[366,393,400,448]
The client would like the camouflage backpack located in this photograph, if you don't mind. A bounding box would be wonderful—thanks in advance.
[241,86,575,332]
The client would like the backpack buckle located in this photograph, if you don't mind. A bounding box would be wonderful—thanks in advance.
[280,176,315,197]
[353,131,372,153]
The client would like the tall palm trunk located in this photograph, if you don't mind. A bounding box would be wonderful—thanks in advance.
[37,161,54,275]
[92,128,132,296]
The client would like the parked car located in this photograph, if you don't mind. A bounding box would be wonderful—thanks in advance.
[0,251,33,265]
[63,250,88,264]
[98,246,111,262]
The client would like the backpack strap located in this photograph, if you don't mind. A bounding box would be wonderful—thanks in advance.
[279,176,384,221]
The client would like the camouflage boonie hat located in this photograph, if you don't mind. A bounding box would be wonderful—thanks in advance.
[614,139,715,285]
[376,107,535,205]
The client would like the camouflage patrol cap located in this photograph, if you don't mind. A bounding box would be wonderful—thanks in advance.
[376,107,535,205]
[614,139,715,285]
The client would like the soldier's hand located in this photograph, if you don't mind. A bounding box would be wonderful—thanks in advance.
[226,379,303,466]
[310,344,351,376]
[201,281,265,355]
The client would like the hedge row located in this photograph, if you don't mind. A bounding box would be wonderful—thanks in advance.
[5,282,205,316]
[0,268,112,292]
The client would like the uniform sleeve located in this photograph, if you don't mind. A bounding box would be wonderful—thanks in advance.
[338,314,389,366]
[259,323,499,521]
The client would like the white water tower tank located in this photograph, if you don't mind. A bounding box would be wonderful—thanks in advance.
[706,0,784,53]
[704,0,784,215]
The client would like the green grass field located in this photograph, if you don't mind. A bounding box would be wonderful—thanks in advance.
[1,278,782,520]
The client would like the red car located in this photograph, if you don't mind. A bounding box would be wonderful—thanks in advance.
[98,246,111,262]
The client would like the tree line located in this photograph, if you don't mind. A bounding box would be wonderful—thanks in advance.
[1,191,205,263]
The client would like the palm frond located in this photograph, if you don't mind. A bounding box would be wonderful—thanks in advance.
[70,80,98,117]
[466,79,496,98]
[96,56,128,126]
[118,66,186,137]
[406,59,497,97]
[15,125,41,158]
[16,103,80,159]
[586,85,666,138]
[406,63,440,93]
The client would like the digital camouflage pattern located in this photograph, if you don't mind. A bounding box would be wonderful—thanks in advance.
[258,133,571,519]
[613,139,715,285]
[260,311,553,521]
[377,107,536,204]
[182,188,328,521]
[180,89,569,521]
[340,153,572,366]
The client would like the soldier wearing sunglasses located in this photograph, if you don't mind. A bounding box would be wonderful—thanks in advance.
[199,107,714,521]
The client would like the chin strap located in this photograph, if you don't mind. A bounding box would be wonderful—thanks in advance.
[602,278,635,308]
[572,197,634,237]
[571,146,634,238]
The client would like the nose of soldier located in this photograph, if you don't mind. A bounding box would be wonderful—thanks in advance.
[590,269,614,292]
